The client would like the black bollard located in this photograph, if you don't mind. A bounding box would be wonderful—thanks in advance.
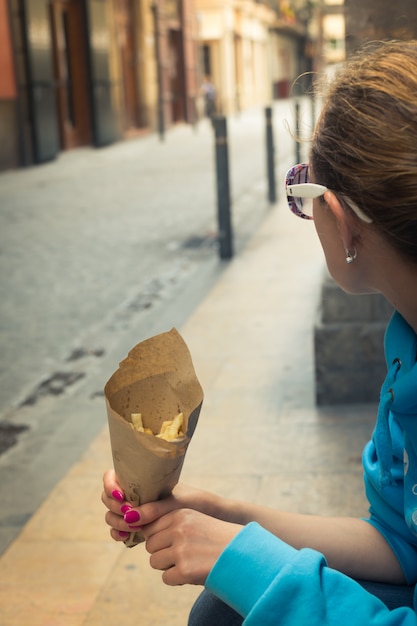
[265,106,277,204]
[295,100,301,164]
[311,92,317,131]
[213,116,233,260]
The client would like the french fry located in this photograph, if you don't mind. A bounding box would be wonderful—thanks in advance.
[131,413,143,430]
[156,412,184,441]
[130,413,153,435]
[130,411,184,441]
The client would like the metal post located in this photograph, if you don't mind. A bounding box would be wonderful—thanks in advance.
[265,106,277,204]
[213,116,233,260]
[295,100,301,164]
[151,2,165,141]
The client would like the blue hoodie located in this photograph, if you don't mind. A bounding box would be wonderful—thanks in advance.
[206,312,417,624]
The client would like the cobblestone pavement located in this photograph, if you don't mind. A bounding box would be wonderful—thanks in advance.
[0,101,309,418]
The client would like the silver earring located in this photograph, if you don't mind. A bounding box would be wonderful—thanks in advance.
[345,247,357,264]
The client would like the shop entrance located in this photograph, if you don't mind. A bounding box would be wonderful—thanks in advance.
[50,0,91,149]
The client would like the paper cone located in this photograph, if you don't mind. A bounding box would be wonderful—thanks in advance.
[105,328,203,547]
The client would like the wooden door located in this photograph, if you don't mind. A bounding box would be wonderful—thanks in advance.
[50,0,91,149]
[115,0,140,130]
[180,0,198,123]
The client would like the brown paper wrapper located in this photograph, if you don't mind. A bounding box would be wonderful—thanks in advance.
[104,328,203,547]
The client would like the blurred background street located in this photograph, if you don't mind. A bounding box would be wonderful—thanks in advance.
[2,0,417,622]
[0,99,312,554]
[0,103,305,418]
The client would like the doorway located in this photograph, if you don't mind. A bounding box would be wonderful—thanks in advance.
[168,28,185,123]
[50,0,91,149]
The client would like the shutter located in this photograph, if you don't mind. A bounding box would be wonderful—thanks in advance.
[85,0,116,146]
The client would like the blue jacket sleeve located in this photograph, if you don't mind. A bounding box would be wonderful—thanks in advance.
[206,523,417,625]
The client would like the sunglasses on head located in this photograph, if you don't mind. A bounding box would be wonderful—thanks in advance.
[285,163,372,223]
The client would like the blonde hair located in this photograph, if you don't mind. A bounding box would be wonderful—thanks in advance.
[311,40,417,263]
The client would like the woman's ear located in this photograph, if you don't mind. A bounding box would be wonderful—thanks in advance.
[323,190,358,250]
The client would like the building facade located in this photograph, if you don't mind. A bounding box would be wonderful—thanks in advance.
[195,0,275,115]
[345,0,417,56]
[0,0,314,171]
[1,0,199,170]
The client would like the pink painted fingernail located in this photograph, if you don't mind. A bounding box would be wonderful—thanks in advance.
[112,490,124,502]
[121,504,132,514]
[119,530,130,538]
[124,509,140,524]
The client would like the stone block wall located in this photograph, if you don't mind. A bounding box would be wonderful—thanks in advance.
[314,273,393,405]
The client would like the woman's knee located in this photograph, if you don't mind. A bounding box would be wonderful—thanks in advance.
[188,590,243,626]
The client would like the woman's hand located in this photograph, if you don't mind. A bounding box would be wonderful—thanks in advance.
[101,469,140,541]
[142,509,242,586]
[101,469,242,584]
[101,469,224,542]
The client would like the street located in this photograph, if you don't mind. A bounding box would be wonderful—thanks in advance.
[0,99,312,553]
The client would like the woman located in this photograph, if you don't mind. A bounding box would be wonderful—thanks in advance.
[102,41,417,624]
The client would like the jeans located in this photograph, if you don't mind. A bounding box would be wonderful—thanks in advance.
[188,581,415,625]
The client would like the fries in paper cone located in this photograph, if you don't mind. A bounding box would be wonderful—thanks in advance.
[104,328,203,547]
